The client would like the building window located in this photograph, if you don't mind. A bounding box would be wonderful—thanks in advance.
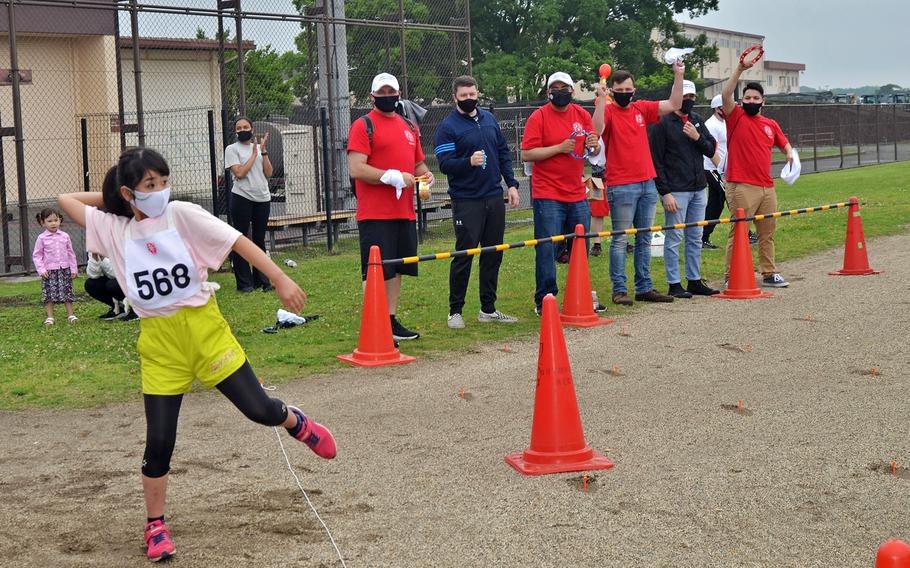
[767,74,773,86]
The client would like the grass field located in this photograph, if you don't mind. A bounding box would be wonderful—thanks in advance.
[1,161,907,410]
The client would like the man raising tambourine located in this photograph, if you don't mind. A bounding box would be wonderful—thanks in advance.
[720,46,795,289]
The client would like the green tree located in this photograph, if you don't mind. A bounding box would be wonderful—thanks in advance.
[224,45,295,121]
[878,83,903,96]
[470,0,719,101]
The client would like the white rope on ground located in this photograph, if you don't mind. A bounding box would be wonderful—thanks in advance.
[272,425,348,568]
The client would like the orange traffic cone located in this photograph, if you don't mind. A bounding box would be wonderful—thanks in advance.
[712,208,772,300]
[505,294,614,476]
[876,539,910,568]
[337,246,416,367]
[561,224,613,327]
[829,196,881,276]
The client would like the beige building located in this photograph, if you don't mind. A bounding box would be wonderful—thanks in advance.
[763,60,805,95]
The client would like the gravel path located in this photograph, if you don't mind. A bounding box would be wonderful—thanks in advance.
[2,234,907,567]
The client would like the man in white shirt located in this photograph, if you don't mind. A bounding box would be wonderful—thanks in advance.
[701,94,726,249]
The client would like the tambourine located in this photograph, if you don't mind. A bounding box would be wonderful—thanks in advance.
[568,130,594,160]
[739,45,764,66]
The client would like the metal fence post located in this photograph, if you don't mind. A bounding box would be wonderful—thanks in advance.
[856,105,861,167]
[875,103,880,164]
[207,111,219,215]
[837,105,843,169]
[320,107,334,252]
[129,0,145,146]
[893,104,898,161]
[80,118,90,192]
[113,6,126,151]
[7,0,30,272]
[235,0,246,116]
[812,104,818,172]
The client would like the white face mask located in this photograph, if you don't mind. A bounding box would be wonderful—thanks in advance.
[131,186,171,218]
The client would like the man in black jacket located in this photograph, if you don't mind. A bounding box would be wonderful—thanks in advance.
[650,80,720,298]
[434,75,520,329]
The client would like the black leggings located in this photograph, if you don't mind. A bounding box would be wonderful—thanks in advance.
[141,361,288,478]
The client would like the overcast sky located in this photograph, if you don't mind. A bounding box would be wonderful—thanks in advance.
[679,0,907,89]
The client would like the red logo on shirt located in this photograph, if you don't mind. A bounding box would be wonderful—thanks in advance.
[147,243,158,255]
[572,122,583,133]
[635,114,644,126]
[404,130,416,145]
[763,125,773,139]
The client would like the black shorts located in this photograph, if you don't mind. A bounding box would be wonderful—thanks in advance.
[358,219,419,281]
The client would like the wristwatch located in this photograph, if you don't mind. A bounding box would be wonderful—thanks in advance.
[261,151,269,156]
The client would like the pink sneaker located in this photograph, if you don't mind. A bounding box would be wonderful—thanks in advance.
[287,406,336,459]
[144,520,175,562]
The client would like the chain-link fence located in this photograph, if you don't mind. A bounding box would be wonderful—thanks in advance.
[1,1,908,275]
[0,0,471,274]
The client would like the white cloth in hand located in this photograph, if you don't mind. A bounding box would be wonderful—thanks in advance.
[380,168,407,200]
[587,136,606,167]
[780,149,801,185]
[664,47,695,65]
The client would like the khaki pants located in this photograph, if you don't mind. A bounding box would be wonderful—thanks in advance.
[724,182,777,278]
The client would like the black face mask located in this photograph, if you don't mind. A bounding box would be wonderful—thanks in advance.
[374,95,399,113]
[742,102,762,116]
[680,99,695,115]
[549,89,573,107]
[457,98,478,114]
[612,91,634,108]
[237,130,253,142]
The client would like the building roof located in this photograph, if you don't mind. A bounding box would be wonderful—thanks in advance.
[764,60,806,71]
[118,37,256,51]
[681,22,764,40]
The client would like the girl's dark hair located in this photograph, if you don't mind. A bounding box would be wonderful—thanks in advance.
[36,208,63,225]
[234,116,253,130]
[101,147,170,218]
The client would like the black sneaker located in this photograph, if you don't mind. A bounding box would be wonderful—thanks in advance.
[590,243,602,257]
[534,304,542,316]
[701,240,719,250]
[667,282,693,299]
[390,316,420,340]
[99,308,119,321]
[687,279,720,296]
[120,310,139,322]
[748,231,758,246]
[556,249,569,264]
[626,242,634,254]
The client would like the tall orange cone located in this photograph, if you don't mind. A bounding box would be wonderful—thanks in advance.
[337,246,416,367]
[876,539,910,568]
[712,208,772,300]
[505,294,614,476]
[829,196,881,276]
[561,224,613,327]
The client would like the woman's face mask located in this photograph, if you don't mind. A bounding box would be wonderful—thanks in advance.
[236,130,254,142]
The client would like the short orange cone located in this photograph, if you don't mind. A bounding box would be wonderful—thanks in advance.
[505,294,614,476]
[876,539,910,568]
[829,196,881,276]
[337,246,416,367]
[712,208,772,300]
[561,224,613,327]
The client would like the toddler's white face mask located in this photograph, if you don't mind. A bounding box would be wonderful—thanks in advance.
[131,187,171,218]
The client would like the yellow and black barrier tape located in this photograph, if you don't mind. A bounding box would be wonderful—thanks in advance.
[380,200,853,266]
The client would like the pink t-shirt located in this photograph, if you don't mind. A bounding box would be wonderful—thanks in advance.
[85,201,241,318]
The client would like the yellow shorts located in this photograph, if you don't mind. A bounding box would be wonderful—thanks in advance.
[137,298,247,395]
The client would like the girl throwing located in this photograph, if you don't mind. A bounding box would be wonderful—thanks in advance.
[58,147,336,563]
[32,208,78,324]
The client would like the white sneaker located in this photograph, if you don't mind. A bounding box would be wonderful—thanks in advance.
[478,310,518,324]
[762,273,789,288]
[447,313,465,329]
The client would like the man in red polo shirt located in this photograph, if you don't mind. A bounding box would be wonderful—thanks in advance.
[348,72,435,340]
[521,71,601,314]
[721,59,793,288]
[592,59,685,306]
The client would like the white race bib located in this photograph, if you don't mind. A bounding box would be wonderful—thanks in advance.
[124,206,202,310]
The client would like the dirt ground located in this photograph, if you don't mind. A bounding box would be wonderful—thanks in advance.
[2,234,909,568]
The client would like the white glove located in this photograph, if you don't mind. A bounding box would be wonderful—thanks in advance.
[277,309,307,325]
[380,169,407,200]
[664,47,695,65]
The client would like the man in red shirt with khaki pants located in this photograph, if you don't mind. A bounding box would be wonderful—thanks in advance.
[721,59,794,288]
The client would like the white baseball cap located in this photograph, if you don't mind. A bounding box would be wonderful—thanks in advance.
[682,80,697,96]
[710,94,723,108]
[547,72,574,88]
[371,73,400,94]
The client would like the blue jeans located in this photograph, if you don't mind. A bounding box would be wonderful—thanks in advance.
[663,189,707,284]
[532,198,590,307]
[607,180,658,294]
